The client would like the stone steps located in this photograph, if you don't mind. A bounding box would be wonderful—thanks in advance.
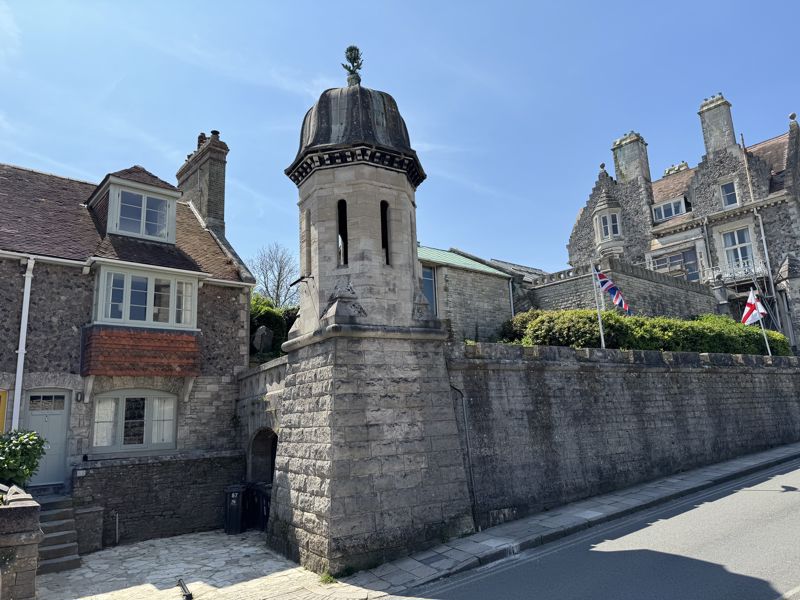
[35,494,81,575]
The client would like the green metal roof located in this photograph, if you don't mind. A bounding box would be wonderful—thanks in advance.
[417,246,509,277]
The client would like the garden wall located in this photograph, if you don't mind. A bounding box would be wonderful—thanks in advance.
[447,343,800,529]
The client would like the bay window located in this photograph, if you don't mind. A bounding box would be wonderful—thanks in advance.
[92,391,177,453]
[96,266,197,328]
[596,212,621,241]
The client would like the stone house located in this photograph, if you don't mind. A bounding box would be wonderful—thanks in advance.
[566,94,800,345]
[417,245,513,341]
[0,131,254,566]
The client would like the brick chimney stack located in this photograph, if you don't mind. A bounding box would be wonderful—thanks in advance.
[611,131,651,183]
[177,130,229,235]
[698,94,736,155]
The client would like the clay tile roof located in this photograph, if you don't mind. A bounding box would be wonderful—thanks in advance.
[651,167,696,204]
[0,163,243,282]
[0,164,100,260]
[110,165,178,191]
[747,132,789,174]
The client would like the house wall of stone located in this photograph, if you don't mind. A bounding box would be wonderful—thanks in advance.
[267,334,474,575]
[433,265,511,341]
[447,342,800,529]
[197,283,250,376]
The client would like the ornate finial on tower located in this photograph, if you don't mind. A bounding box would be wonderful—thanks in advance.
[342,45,363,86]
[790,112,797,122]
[600,163,606,171]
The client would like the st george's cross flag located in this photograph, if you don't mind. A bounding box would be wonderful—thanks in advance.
[593,266,632,315]
[741,289,767,325]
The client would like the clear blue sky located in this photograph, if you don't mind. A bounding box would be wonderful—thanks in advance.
[1,1,798,272]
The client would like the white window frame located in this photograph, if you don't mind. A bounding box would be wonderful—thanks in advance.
[421,265,438,316]
[720,180,739,208]
[90,389,177,454]
[653,197,687,223]
[108,183,177,243]
[721,226,754,269]
[94,265,198,329]
[595,211,621,242]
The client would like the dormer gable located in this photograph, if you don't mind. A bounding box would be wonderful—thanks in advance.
[87,166,181,244]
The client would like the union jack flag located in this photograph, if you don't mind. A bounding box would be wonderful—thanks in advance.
[593,266,632,315]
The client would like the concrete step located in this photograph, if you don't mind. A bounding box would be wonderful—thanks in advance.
[39,529,77,547]
[39,542,79,561]
[28,484,65,497]
[36,495,73,511]
[40,507,74,522]
[37,554,81,575]
[41,518,76,535]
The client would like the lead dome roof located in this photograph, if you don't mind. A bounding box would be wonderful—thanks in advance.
[286,83,426,188]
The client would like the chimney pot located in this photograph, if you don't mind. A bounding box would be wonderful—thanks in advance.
[211,130,220,137]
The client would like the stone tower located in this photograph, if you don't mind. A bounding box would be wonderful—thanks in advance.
[267,56,475,574]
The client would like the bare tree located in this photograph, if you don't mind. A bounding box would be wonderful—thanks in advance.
[248,242,299,307]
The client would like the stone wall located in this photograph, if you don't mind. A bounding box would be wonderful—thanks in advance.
[527,259,718,317]
[0,487,42,600]
[236,357,287,453]
[197,284,250,377]
[268,334,474,575]
[447,342,800,529]
[435,266,511,342]
[0,260,92,376]
[72,451,245,546]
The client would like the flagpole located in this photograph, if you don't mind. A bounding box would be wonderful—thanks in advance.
[591,265,606,349]
[758,313,772,356]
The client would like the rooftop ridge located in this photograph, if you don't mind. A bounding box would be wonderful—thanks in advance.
[745,130,790,149]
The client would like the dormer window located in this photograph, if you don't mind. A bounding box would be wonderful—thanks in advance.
[653,197,688,223]
[107,183,178,243]
[120,191,168,238]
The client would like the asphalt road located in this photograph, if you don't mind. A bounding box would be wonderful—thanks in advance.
[409,458,800,600]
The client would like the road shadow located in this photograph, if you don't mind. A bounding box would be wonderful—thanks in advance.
[411,548,781,600]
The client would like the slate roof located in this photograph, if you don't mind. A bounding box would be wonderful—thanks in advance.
[0,163,244,282]
[651,132,790,204]
[418,245,509,277]
[109,165,178,191]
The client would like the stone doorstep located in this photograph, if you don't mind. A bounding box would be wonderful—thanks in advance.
[343,441,800,596]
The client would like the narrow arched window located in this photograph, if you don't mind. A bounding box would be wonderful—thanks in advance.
[304,209,312,275]
[337,200,348,266]
[380,201,390,265]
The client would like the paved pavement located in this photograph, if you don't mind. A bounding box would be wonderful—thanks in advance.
[36,441,800,599]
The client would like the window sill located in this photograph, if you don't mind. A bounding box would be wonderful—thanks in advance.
[91,321,199,333]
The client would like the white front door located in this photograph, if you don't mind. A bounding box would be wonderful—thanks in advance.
[27,391,70,486]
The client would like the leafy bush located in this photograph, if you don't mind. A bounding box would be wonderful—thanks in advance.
[0,430,47,488]
[501,309,790,356]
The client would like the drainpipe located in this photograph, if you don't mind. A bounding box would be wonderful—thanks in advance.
[12,258,35,430]
[508,278,515,317]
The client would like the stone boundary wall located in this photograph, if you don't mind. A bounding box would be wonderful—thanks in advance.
[0,487,42,600]
[528,258,718,317]
[447,342,800,529]
[236,357,287,451]
[72,450,245,546]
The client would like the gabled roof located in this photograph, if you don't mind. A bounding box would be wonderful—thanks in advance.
[417,245,509,277]
[0,163,245,282]
[110,165,178,191]
[650,132,790,204]
[652,167,696,204]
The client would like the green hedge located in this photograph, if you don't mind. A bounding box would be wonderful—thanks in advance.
[501,309,790,356]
